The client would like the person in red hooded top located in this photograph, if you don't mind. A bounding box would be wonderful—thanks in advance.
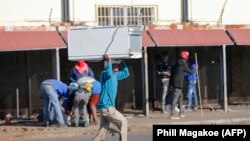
[69,60,95,120]
[69,60,95,83]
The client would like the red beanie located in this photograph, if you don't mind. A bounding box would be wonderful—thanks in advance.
[180,51,189,61]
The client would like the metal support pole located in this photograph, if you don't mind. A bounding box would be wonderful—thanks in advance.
[26,52,32,119]
[16,88,19,119]
[143,46,149,117]
[151,49,157,109]
[181,0,189,23]
[195,53,203,118]
[222,45,228,112]
[72,0,75,21]
[141,53,145,111]
[55,48,61,81]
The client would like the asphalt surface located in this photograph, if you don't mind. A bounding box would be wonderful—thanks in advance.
[1,105,250,141]
[25,132,152,141]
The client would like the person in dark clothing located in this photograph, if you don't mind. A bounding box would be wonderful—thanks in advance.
[69,60,95,83]
[169,51,196,119]
[68,60,95,117]
[157,51,171,113]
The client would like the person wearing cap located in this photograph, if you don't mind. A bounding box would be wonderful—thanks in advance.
[169,51,196,120]
[69,60,95,83]
[40,79,68,127]
[93,55,129,141]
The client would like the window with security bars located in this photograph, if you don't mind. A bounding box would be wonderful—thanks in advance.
[96,5,157,26]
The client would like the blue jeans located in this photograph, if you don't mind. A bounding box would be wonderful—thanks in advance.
[73,91,89,126]
[186,81,198,108]
[40,84,65,125]
[49,97,68,124]
[161,78,170,112]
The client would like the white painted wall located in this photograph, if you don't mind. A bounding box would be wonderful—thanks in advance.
[0,0,62,26]
[189,0,225,24]
[222,0,250,24]
[190,0,250,25]
[0,0,250,26]
[69,0,181,25]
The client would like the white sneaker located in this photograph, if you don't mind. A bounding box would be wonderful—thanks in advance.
[170,115,180,120]
[175,106,180,113]
[162,110,168,114]
[180,113,185,118]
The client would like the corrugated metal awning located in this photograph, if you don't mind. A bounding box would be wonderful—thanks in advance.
[0,31,66,52]
[59,31,68,45]
[147,29,233,47]
[142,30,155,47]
[226,29,250,45]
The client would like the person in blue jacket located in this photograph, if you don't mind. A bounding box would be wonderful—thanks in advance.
[40,79,68,127]
[93,55,129,141]
[185,54,198,111]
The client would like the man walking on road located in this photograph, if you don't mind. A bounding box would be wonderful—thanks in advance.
[93,55,129,141]
[169,51,196,119]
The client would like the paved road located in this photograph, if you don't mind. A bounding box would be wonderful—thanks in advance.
[25,131,152,141]
[1,105,250,141]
